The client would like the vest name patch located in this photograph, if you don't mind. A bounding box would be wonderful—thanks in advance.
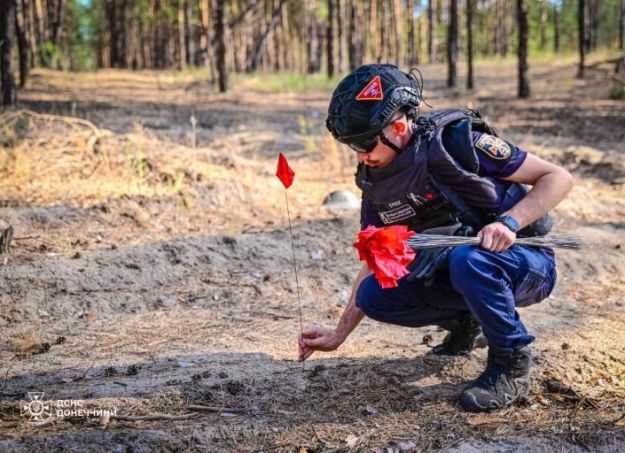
[356,75,384,101]
[475,134,511,160]
[379,204,416,224]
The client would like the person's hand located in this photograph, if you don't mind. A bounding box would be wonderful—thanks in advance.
[298,326,345,362]
[478,222,516,252]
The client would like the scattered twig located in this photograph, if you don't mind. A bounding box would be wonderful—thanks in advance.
[0,391,22,397]
[2,363,16,389]
[2,109,101,153]
[187,404,243,414]
[73,365,94,381]
[12,235,42,241]
[0,226,13,255]
[112,413,197,421]
[610,74,625,87]
[610,413,625,424]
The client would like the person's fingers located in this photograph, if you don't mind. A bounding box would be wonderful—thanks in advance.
[480,230,493,250]
[300,328,319,339]
[303,335,329,348]
[490,233,505,252]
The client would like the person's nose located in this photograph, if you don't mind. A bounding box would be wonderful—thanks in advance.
[356,152,368,163]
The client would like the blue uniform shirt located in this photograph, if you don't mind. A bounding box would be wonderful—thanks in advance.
[360,133,528,229]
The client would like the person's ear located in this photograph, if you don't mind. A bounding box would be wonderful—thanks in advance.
[391,119,406,136]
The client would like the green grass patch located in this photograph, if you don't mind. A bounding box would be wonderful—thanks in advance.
[233,72,346,93]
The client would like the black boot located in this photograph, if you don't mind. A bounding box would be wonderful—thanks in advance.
[459,346,532,412]
[431,312,488,356]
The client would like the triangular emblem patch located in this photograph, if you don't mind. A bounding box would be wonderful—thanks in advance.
[355,75,383,101]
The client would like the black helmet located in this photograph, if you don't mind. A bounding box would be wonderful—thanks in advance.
[326,64,422,145]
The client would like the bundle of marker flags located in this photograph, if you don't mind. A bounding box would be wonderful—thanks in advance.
[355,226,583,289]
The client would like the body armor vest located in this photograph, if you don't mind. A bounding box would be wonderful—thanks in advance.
[356,109,552,237]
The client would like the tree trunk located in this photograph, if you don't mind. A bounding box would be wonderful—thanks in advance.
[578,0,585,78]
[348,0,362,70]
[50,0,65,45]
[305,0,316,73]
[467,0,474,90]
[554,3,560,53]
[1,0,18,107]
[620,0,624,51]
[186,0,194,66]
[517,0,530,98]
[178,0,186,68]
[370,0,380,62]
[380,0,390,61]
[427,0,433,62]
[33,0,45,63]
[407,0,415,67]
[198,0,209,67]
[589,0,598,52]
[25,0,36,68]
[447,0,458,88]
[15,0,30,86]
[327,0,334,77]
[391,0,401,65]
[215,0,229,91]
[248,0,286,72]
[539,0,547,50]
[337,0,345,72]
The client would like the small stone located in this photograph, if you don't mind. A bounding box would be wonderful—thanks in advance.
[397,441,416,452]
[362,405,378,416]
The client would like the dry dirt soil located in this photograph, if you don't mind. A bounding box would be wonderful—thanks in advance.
[1,59,625,452]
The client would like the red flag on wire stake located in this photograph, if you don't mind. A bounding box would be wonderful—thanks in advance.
[274,153,304,369]
[276,153,295,189]
[354,225,416,289]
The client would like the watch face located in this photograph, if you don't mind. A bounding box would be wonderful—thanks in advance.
[502,216,519,232]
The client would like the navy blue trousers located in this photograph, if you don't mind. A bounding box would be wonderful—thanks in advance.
[355,245,557,353]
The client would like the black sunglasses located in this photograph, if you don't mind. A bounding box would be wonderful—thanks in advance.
[346,134,379,153]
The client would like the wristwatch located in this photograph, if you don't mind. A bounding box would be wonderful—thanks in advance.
[496,215,520,233]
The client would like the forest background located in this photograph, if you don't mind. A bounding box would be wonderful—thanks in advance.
[1,0,625,104]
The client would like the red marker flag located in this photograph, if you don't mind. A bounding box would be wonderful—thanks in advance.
[276,153,295,189]
[353,225,416,289]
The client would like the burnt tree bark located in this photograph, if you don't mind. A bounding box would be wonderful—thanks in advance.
[554,3,560,53]
[337,0,345,72]
[248,0,286,72]
[1,0,17,106]
[15,0,30,86]
[447,0,458,88]
[327,0,334,77]
[427,0,433,62]
[517,0,530,98]
[407,0,416,67]
[215,0,229,91]
[578,0,585,78]
[619,0,624,50]
[539,0,547,50]
[467,0,474,90]
[348,0,362,70]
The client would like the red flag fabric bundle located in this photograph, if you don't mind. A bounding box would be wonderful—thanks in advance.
[276,153,295,189]
[353,225,416,289]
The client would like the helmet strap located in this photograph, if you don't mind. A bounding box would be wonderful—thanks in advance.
[379,132,404,154]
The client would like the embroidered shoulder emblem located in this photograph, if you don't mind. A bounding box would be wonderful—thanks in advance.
[356,75,384,101]
[475,134,511,160]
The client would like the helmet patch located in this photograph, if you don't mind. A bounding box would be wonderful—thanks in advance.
[475,134,511,160]
[355,75,384,101]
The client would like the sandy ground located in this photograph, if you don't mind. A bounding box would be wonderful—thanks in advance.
[0,59,624,452]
